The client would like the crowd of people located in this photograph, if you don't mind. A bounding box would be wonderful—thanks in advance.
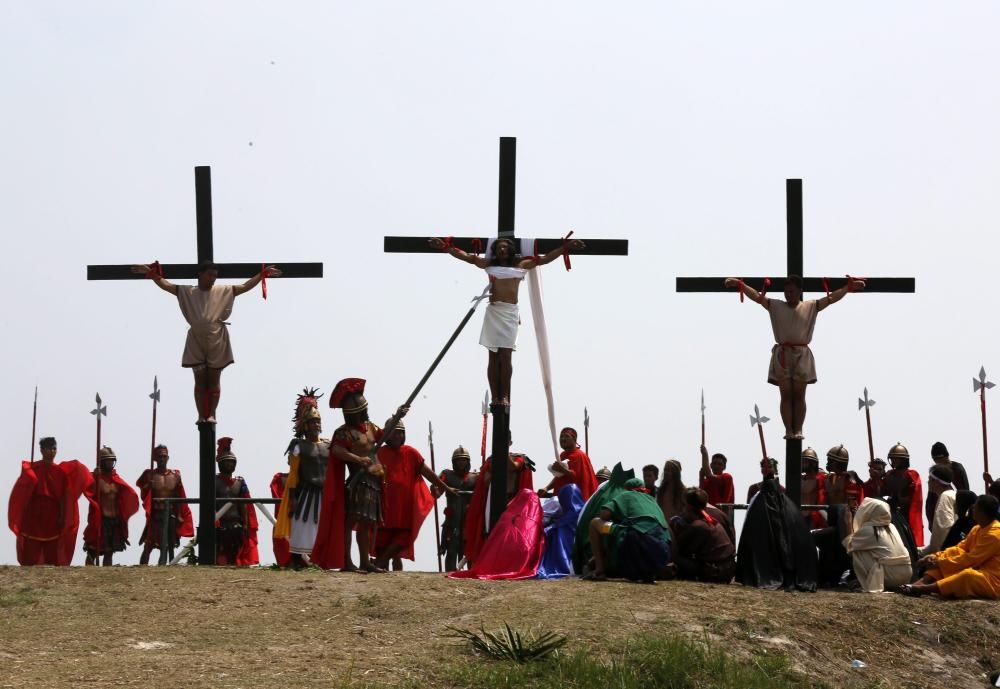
[9,396,1000,602]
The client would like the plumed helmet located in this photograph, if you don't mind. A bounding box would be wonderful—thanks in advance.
[826,444,849,464]
[887,443,909,460]
[292,387,323,436]
[801,447,819,461]
[216,437,237,462]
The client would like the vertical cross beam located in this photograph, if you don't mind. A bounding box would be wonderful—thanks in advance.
[195,166,213,262]
[198,423,216,565]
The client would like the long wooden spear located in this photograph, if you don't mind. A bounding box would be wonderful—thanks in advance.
[858,387,876,463]
[428,421,443,573]
[89,393,107,563]
[750,404,770,461]
[149,376,160,471]
[974,366,995,490]
[480,390,489,465]
[30,386,38,464]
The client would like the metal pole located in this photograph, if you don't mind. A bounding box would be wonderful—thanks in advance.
[30,387,37,464]
[974,367,994,491]
[428,421,442,573]
[149,376,160,470]
[584,407,590,457]
[700,390,706,447]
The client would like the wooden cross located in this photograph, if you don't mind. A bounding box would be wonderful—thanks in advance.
[676,179,915,505]
[385,137,628,528]
[86,166,323,565]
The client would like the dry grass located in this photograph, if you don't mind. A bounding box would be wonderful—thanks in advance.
[0,566,996,688]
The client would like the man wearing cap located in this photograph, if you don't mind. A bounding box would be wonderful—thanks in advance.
[374,421,454,571]
[429,236,584,406]
[883,443,924,548]
[83,446,140,566]
[215,438,259,566]
[8,437,92,566]
[131,260,282,423]
[136,444,194,565]
[435,447,479,571]
[800,447,827,528]
[724,275,865,440]
[747,458,783,503]
[920,464,957,556]
[699,446,735,506]
[539,427,599,502]
[863,458,887,498]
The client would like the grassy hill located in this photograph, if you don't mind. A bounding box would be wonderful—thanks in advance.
[1,566,996,688]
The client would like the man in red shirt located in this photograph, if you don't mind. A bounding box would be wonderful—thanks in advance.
[699,445,734,505]
[374,420,453,571]
[539,427,598,502]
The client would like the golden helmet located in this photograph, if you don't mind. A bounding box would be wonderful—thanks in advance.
[801,447,819,461]
[826,444,849,464]
[887,443,909,461]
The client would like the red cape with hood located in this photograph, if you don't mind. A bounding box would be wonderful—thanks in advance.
[377,444,435,561]
[463,454,534,565]
[83,469,141,551]
[8,459,92,565]
[270,472,291,567]
[550,447,598,502]
[215,476,259,565]
[136,469,195,545]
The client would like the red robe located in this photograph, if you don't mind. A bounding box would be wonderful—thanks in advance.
[700,472,735,505]
[463,454,534,564]
[8,459,91,566]
[449,488,544,580]
[550,448,598,502]
[902,468,924,548]
[310,447,348,570]
[269,472,291,567]
[83,469,141,551]
[215,476,259,565]
[136,469,195,545]
[376,444,435,560]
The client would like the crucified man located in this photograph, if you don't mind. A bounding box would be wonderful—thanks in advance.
[428,236,584,405]
[131,260,281,423]
[724,275,865,440]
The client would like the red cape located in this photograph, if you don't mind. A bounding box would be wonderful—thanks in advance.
[215,477,259,565]
[137,469,195,543]
[8,459,92,565]
[449,488,544,580]
[83,469,140,550]
[378,445,434,561]
[309,450,346,570]
[270,472,291,568]
[904,468,924,547]
[463,455,535,564]
[551,448,598,502]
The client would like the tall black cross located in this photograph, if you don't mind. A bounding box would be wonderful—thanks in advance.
[87,166,323,565]
[385,138,628,528]
[676,179,915,505]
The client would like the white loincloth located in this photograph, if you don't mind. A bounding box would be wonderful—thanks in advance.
[479,301,519,352]
[288,508,321,554]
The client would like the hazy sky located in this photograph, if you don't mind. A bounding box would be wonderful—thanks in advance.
[4,3,1000,569]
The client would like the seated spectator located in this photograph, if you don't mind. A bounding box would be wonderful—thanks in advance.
[902,495,1000,598]
[921,464,957,556]
[843,498,912,592]
[585,478,671,583]
[670,487,735,583]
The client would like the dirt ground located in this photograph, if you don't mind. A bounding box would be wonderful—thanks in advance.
[0,566,997,689]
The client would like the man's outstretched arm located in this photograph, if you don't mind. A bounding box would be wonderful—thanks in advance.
[724,278,769,310]
[233,265,282,297]
[131,265,179,295]
[523,239,585,268]
[817,279,865,311]
[428,237,490,268]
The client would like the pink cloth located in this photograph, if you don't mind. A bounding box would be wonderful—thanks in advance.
[448,488,544,580]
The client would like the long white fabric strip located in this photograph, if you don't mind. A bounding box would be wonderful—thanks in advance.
[528,268,560,463]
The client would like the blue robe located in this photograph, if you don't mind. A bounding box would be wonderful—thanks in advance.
[537,484,584,579]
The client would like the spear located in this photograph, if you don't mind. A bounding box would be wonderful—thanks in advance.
[30,386,38,464]
[749,404,770,461]
[974,366,995,490]
[90,393,107,465]
[584,407,590,456]
[480,390,489,465]
[857,387,876,463]
[700,390,706,447]
[149,376,160,471]
[428,421,443,573]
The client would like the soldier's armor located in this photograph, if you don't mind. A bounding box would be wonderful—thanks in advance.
[291,438,330,523]
[215,475,246,526]
[440,469,478,570]
[335,422,383,522]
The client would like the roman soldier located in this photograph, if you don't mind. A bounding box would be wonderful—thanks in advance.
[136,444,194,565]
[883,442,924,548]
[83,446,140,566]
[815,444,863,587]
[800,447,826,528]
[437,446,479,571]
[275,388,330,569]
[8,436,92,566]
[214,437,259,566]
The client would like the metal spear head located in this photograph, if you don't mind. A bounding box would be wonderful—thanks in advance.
[750,404,770,427]
[974,366,996,392]
[90,393,107,418]
[858,386,876,410]
[701,389,706,414]
[149,375,160,402]
[482,390,489,416]
[585,407,590,429]
[428,420,434,441]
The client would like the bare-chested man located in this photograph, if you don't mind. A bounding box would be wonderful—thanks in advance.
[429,236,584,405]
[724,275,865,439]
[136,445,194,565]
[83,447,139,566]
[130,259,281,423]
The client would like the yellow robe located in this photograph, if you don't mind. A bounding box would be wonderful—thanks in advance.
[929,519,1000,599]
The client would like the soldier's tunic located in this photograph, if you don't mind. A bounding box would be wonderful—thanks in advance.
[440,469,478,571]
[287,438,330,555]
[331,421,384,524]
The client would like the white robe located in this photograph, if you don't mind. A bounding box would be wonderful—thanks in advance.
[844,498,913,592]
